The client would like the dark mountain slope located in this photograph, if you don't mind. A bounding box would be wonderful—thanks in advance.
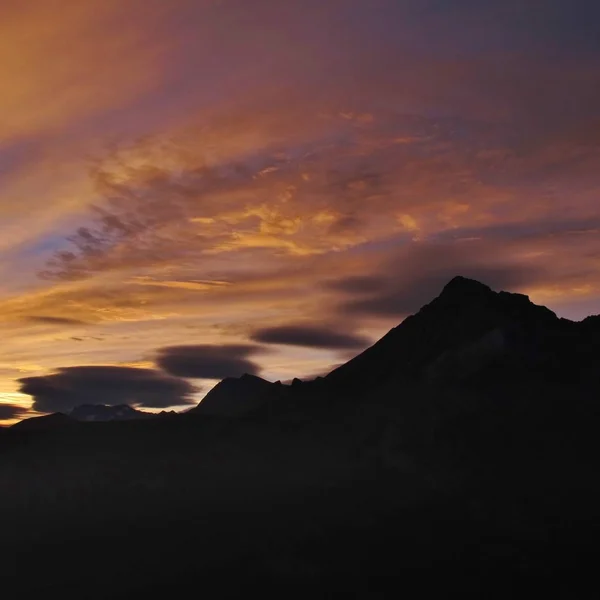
[325,276,559,389]
[188,373,279,416]
[10,411,75,431]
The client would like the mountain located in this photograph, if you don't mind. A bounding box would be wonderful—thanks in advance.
[188,373,278,417]
[2,276,600,598]
[69,403,153,422]
[325,275,561,389]
[10,411,74,431]
[11,403,154,430]
[224,275,600,419]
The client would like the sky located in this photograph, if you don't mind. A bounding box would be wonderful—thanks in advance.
[1,0,599,424]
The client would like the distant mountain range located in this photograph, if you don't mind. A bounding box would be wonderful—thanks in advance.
[2,276,600,598]
[69,403,153,422]
[12,402,174,430]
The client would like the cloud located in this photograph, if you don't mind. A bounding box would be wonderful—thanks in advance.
[18,366,197,414]
[331,239,548,318]
[25,316,89,326]
[0,403,27,420]
[36,101,600,286]
[129,277,232,291]
[0,0,174,141]
[24,115,481,281]
[155,344,264,379]
[322,275,387,295]
[250,324,370,350]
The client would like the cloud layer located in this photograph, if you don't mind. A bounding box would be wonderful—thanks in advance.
[0,403,28,420]
[250,325,370,350]
[18,366,196,414]
[329,240,547,318]
[155,345,263,380]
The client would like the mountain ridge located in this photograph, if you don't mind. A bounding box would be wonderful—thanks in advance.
[69,403,154,422]
[11,275,599,426]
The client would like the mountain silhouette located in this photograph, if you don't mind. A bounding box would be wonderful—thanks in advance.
[181,275,599,419]
[11,411,75,431]
[325,275,559,388]
[2,276,600,598]
[69,403,153,422]
[188,373,277,417]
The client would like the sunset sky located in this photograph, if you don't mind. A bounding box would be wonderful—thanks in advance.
[1,0,599,424]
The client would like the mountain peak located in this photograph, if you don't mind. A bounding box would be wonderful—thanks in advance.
[326,275,560,389]
[436,276,557,323]
[439,276,494,299]
[239,373,266,383]
[190,373,274,417]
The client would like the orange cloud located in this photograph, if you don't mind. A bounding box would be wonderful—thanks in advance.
[0,1,172,141]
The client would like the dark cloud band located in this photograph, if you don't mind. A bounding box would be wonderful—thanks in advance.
[250,324,370,350]
[0,404,28,420]
[18,366,196,414]
[155,344,262,380]
[25,316,89,326]
[330,240,546,318]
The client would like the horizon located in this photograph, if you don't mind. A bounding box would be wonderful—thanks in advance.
[1,0,599,425]
[4,274,598,426]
